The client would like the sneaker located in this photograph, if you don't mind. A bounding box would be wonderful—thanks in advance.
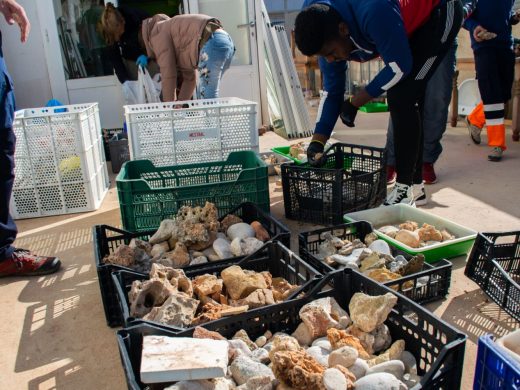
[488,147,503,162]
[383,182,415,206]
[0,249,61,277]
[422,163,437,184]
[387,166,397,185]
[413,183,427,206]
[465,116,482,145]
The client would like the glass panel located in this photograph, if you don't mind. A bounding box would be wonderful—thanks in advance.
[55,0,114,80]
[197,0,251,66]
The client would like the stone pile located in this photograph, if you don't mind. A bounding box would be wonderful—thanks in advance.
[128,263,300,328]
[377,221,455,249]
[141,293,421,389]
[314,232,426,288]
[103,202,270,273]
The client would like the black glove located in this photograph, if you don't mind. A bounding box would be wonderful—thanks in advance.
[307,140,326,167]
[340,100,358,127]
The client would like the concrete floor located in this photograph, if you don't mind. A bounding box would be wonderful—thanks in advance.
[1,110,519,389]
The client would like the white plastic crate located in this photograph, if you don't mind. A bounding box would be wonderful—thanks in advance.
[10,103,109,219]
[125,97,259,166]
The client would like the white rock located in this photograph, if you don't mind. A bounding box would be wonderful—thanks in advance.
[328,346,358,368]
[368,240,392,256]
[338,248,366,265]
[306,346,330,367]
[230,355,274,385]
[241,237,264,255]
[339,316,352,329]
[164,378,233,390]
[312,337,332,351]
[228,339,252,358]
[402,373,421,388]
[323,368,348,390]
[230,237,244,257]
[203,246,221,262]
[355,372,408,390]
[216,232,228,240]
[250,348,270,364]
[291,322,314,346]
[400,351,417,375]
[141,336,228,383]
[255,336,267,348]
[191,256,208,265]
[349,358,369,380]
[213,238,233,259]
[227,223,255,241]
[366,360,405,380]
[330,254,360,267]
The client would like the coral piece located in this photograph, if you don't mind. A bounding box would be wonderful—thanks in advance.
[271,350,326,389]
[144,292,199,327]
[251,221,270,242]
[349,293,398,333]
[150,219,177,244]
[193,274,223,299]
[220,214,243,234]
[149,263,193,297]
[103,244,137,267]
[417,223,443,242]
[366,340,405,367]
[221,265,268,300]
[394,230,421,248]
[129,278,177,318]
[326,328,371,359]
[399,221,418,231]
[299,297,350,339]
[193,326,226,340]
[235,288,275,309]
[129,238,152,256]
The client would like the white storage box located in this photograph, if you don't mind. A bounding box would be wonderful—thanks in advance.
[11,103,109,219]
[125,97,258,167]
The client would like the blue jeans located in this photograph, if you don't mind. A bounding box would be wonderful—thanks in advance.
[197,30,235,99]
[386,42,458,165]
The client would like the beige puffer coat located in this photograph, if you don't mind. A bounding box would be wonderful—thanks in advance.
[142,14,221,101]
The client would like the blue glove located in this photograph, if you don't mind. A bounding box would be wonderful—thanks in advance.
[136,55,148,68]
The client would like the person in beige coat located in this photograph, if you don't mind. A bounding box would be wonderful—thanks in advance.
[141,13,235,102]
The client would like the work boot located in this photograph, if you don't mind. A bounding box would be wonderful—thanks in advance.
[0,249,61,277]
[386,166,397,185]
[465,116,482,145]
[383,182,415,206]
[488,147,503,162]
[413,183,427,206]
[422,163,437,185]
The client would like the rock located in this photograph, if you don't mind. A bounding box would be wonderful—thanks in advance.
[378,225,400,238]
[334,365,356,389]
[193,274,223,299]
[221,265,268,300]
[388,255,408,274]
[272,278,299,301]
[399,221,418,231]
[319,239,339,258]
[366,360,405,379]
[251,221,270,241]
[233,329,258,351]
[323,368,347,390]
[328,346,358,368]
[346,325,375,355]
[193,326,226,341]
[241,237,264,255]
[417,223,443,242]
[400,254,424,276]
[104,244,136,267]
[339,316,351,329]
[168,235,179,251]
[441,229,454,241]
[255,336,268,348]
[354,372,407,390]
[368,240,392,256]
[213,238,233,259]
[161,242,191,267]
[349,292,398,332]
[326,328,370,359]
[349,358,369,380]
[230,237,244,256]
[292,322,314,346]
[227,223,256,241]
[299,297,350,339]
[144,293,199,327]
[129,278,176,318]
[364,233,379,246]
[268,335,302,361]
[306,345,330,367]
[140,336,228,383]
[328,254,360,268]
[402,373,421,388]
[164,378,232,390]
[271,350,326,389]
[149,219,176,244]
[228,339,253,359]
[149,264,194,296]
[367,340,406,367]
[221,214,243,234]
[203,246,221,262]
[372,324,392,353]
[230,355,274,385]
[312,337,332,351]
[151,241,170,258]
[367,268,402,284]
[394,230,421,248]
[240,376,276,390]
[360,253,385,272]
[399,351,417,375]
[191,256,208,265]
[251,347,270,364]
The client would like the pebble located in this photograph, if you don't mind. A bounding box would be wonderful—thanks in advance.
[311,337,332,351]
[323,368,348,390]
[227,223,256,240]
[349,358,369,380]
[355,372,408,390]
[306,345,330,367]
[230,355,274,385]
[250,348,270,364]
[366,360,405,380]
[400,351,417,375]
[368,240,392,256]
[213,238,233,259]
[255,336,267,348]
[328,346,358,368]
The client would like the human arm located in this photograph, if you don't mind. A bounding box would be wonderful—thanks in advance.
[177,70,196,101]
[0,0,30,42]
[107,45,132,83]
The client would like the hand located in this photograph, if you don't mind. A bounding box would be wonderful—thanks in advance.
[136,55,148,68]
[473,26,496,42]
[0,0,30,43]
[340,99,358,127]
[307,140,326,167]
[511,11,520,25]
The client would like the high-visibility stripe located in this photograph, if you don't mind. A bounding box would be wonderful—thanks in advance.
[486,118,504,125]
[382,62,404,91]
[415,56,437,80]
[484,103,505,111]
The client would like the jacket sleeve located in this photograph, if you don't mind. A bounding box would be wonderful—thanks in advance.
[314,56,347,138]
[155,42,178,102]
[177,70,196,101]
[108,45,131,83]
[358,4,413,98]
[462,0,478,31]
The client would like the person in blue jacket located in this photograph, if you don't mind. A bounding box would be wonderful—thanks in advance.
[295,0,465,206]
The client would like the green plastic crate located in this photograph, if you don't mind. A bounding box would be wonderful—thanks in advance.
[359,102,389,113]
[116,151,269,232]
[271,146,306,164]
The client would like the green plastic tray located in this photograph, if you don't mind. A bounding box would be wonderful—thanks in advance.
[344,204,477,263]
[271,146,306,164]
[359,102,389,113]
[116,151,269,232]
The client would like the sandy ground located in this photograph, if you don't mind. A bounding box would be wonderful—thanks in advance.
[1,110,519,389]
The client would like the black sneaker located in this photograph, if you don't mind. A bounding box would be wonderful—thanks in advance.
[383,183,415,206]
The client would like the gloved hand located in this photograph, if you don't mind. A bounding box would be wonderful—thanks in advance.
[340,99,358,127]
[136,55,148,68]
[307,140,326,167]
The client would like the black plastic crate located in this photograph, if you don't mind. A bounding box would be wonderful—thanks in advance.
[281,143,386,225]
[93,202,291,327]
[465,231,520,321]
[299,221,452,304]
[117,269,467,390]
[112,240,321,329]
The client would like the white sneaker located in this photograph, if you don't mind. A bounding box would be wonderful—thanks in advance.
[413,183,427,206]
[383,182,415,206]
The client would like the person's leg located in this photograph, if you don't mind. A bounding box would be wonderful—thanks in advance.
[197,31,235,99]
[0,126,17,261]
[384,119,397,184]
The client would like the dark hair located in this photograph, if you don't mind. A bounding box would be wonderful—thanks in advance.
[295,4,343,56]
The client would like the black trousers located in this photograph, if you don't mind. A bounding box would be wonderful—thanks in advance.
[387,0,463,185]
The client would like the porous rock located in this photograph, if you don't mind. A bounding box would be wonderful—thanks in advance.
[144,293,199,327]
[149,264,193,296]
[160,242,191,267]
[104,244,137,267]
[349,292,398,332]
[268,335,302,362]
[326,328,370,359]
[417,223,443,242]
[271,350,326,389]
[129,278,177,318]
[221,265,268,300]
